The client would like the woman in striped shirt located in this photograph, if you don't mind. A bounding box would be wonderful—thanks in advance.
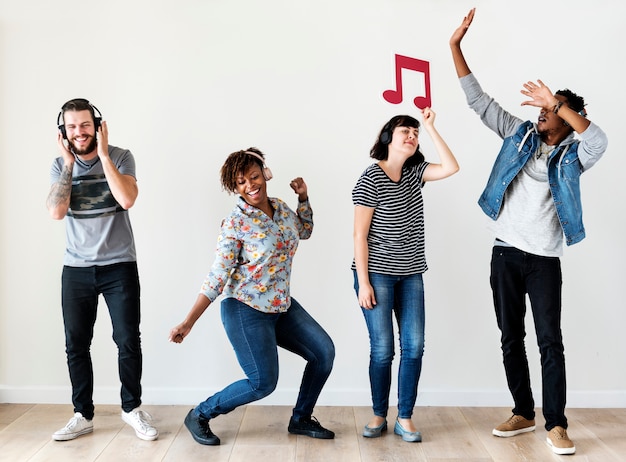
[352,108,459,442]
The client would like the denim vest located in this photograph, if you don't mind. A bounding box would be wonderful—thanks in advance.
[478,121,585,246]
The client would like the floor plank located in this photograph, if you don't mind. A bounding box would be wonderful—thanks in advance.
[0,404,624,461]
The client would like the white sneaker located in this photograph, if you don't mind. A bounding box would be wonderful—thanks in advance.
[52,412,93,441]
[121,407,159,441]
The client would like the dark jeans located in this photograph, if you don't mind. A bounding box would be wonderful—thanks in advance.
[490,246,567,430]
[62,262,142,419]
[195,297,335,421]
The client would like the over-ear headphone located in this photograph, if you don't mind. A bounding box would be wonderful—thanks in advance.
[380,121,394,145]
[57,99,103,140]
[245,151,273,181]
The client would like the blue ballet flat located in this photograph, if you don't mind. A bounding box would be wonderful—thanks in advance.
[394,419,422,442]
[363,419,388,438]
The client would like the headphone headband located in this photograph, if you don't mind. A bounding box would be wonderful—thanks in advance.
[57,100,103,139]
[244,151,273,181]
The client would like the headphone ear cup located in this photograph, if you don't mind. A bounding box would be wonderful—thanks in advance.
[263,167,273,181]
[57,111,67,139]
[94,117,102,131]
[380,129,392,145]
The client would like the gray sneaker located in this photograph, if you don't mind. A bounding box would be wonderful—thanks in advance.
[52,412,93,441]
[121,407,159,441]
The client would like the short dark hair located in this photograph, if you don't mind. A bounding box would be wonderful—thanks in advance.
[556,89,586,115]
[60,98,98,124]
[220,147,265,193]
[370,115,425,167]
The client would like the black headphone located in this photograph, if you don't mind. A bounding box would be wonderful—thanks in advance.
[245,151,273,181]
[380,121,394,145]
[57,100,103,140]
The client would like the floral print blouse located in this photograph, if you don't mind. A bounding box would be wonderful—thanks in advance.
[200,196,313,313]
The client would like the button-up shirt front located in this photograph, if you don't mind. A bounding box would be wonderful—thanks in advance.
[200,196,313,313]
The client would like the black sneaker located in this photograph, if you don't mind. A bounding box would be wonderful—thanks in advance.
[288,416,335,439]
[184,409,220,445]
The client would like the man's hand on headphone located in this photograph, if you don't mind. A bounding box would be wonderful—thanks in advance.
[57,130,74,166]
[96,120,110,160]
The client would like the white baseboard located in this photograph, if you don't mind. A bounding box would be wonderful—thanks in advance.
[1,386,625,408]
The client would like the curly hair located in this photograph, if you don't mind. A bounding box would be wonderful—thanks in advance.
[220,147,266,193]
[370,115,425,167]
[556,89,586,115]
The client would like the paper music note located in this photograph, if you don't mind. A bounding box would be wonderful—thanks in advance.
[382,54,432,109]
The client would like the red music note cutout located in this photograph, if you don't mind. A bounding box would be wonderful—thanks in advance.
[383,54,432,109]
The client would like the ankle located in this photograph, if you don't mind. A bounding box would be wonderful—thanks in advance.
[397,418,416,432]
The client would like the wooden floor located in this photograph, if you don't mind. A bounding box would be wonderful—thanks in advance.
[0,404,625,461]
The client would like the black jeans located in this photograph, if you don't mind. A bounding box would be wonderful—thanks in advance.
[62,262,142,419]
[490,246,567,431]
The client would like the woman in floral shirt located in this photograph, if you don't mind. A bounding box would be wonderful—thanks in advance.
[169,148,335,446]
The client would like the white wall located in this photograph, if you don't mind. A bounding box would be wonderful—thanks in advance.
[1,0,624,409]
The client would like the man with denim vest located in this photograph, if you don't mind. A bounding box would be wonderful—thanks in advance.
[450,9,608,456]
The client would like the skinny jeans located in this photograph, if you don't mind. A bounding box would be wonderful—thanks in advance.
[490,245,567,430]
[195,297,335,421]
[354,271,425,420]
[61,262,142,420]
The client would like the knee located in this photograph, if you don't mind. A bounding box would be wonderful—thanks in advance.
[112,329,141,355]
[370,342,394,364]
[318,342,335,374]
[252,373,279,399]
[401,337,424,359]
[538,337,565,358]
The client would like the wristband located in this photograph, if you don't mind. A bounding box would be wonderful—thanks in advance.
[553,101,564,114]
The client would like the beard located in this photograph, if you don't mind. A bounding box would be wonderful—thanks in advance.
[69,135,97,156]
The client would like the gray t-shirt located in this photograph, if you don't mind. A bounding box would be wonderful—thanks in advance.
[487,142,564,256]
[50,145,137,267]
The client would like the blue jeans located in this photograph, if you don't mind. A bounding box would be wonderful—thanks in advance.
[61,262,142,420]
[353,271,425,419]
[195,297,335,421]
[490,246,567,431]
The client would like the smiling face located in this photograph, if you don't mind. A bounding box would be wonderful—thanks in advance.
[63,109,97,156]
[389,126,419,157]
[235,163,270,211]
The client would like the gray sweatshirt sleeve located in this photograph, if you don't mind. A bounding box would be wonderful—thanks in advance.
[577,122,608,171]
[460,73,524,139]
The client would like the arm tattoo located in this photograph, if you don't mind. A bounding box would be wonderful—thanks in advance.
[46,164,73,209]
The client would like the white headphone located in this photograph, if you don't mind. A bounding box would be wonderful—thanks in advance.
[245,151,273,181]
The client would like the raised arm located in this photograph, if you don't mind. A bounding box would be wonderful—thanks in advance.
[421,108,460,182]
[450,8,476,78]
[290,177,314,239]
[520,80,591,134]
